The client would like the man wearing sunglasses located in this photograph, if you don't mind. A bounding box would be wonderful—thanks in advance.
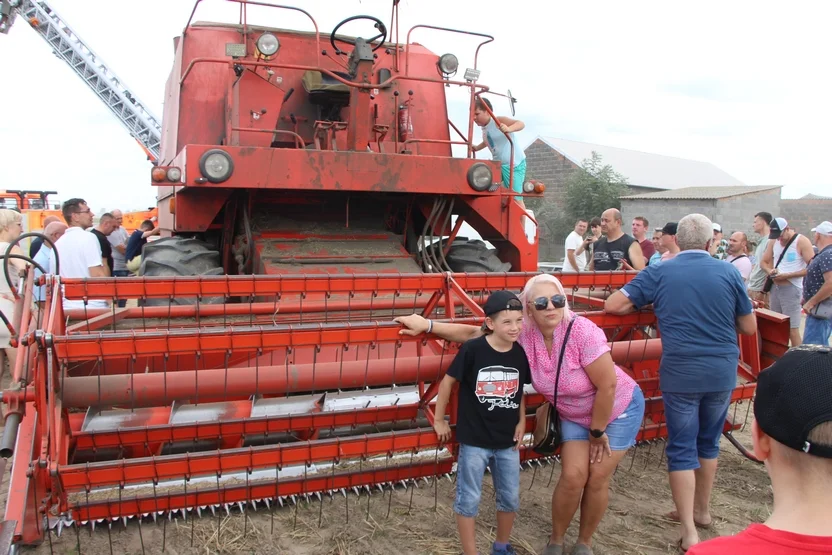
[604,213,758,552]
[51,198,109,310]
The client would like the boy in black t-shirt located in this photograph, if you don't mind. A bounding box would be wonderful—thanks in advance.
[433,290,531,555]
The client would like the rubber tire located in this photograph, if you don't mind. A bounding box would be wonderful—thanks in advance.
[138,237,224,305]
[442,239,511,273]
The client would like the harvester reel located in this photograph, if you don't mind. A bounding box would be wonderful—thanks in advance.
[330,15,387,53]
[138,237,224,305]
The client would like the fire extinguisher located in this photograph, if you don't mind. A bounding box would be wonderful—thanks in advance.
[398,102,413,143]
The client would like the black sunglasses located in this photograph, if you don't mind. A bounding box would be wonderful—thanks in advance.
[532,295,566,311]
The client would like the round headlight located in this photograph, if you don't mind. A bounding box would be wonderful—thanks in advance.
[199,149,234,183]
[256,33,279,57]
[466,163,493,192]
[166,167,182,182]
[523,180,534,193]
[437,53,458,76]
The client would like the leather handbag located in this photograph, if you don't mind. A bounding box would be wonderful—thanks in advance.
[532,317,576,456]
[763,234,799,293]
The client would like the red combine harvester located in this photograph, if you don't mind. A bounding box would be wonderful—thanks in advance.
[0,0,789,550]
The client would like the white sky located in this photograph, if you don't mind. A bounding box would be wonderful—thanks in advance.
[1,0,830,213]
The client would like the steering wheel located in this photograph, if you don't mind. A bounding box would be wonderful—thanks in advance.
[330,15,387,54]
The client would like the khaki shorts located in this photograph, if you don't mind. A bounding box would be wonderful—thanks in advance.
[770,282,802,329]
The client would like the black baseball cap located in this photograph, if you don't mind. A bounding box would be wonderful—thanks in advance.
[483,290,522,317]
[769,217,788,239]
[661,222,678,236]
[755,345,832,459]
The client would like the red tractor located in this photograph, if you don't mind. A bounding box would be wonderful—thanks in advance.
[144,1,539,282]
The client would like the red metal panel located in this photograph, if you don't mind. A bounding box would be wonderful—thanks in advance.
[173,145,502,195]
[70,459,455,523]
[59,272,640,303]
[71,404,422,451]
[58,428,444,491]
[230,70,285,148]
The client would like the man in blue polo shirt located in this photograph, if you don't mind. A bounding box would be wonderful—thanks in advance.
[604,213,758,552]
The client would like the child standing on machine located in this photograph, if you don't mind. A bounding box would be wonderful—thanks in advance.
[472,98,527,206]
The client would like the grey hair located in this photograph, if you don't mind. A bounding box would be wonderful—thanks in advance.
[677,214,713,251]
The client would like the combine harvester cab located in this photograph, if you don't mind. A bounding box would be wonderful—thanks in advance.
[0,0,790,549]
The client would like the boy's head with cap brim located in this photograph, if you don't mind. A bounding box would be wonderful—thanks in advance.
[754,345,832,466]
[481,290,523,335]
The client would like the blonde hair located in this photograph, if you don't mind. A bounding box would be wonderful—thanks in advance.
[0,209,22,232]
[518,274,574,331]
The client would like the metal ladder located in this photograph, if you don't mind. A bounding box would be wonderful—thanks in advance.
[0,0,162,160]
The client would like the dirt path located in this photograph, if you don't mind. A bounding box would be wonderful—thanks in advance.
[10,420,771,555]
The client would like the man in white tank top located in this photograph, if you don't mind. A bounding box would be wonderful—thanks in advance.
[761,217,815,346]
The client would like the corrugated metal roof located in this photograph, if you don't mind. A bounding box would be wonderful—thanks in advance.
[530,137,745,190]
[621,185,782,200]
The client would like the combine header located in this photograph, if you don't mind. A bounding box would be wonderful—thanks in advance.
[0,0,790,551]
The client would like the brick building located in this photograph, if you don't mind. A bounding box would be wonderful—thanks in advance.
[780,194,832,237]
[620,186,782,248]
[525,137,746,260]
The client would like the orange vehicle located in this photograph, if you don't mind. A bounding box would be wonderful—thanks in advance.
[121,206,158,234]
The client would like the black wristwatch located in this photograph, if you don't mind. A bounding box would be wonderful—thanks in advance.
[590,428,605,439]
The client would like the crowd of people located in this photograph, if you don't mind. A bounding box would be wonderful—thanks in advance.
[562,209,832,347]
[395,211,831,554]
[0,189,829,554]
[0,200,160,374]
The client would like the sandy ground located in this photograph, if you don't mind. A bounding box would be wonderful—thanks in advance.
[5,410,771,555]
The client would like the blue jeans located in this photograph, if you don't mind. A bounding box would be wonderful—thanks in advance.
[560,387,645,451]
[663,390,732,472]
[112,270,130,308]
[454,444,520,518]
[803,316,832,346]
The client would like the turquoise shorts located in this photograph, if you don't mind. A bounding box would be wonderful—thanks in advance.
[500,159,526,201]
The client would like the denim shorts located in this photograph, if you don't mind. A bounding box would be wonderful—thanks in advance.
[454,443,520,518]
[560,387,645,451]
[663,390,732,472]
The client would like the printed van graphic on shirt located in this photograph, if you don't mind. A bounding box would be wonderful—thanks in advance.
[475,366,520,411]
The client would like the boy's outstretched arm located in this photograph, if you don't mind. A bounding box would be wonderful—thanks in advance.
[471,140,487,152]
[433,374,456,444]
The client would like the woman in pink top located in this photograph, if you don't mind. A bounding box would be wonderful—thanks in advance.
[396,274,644,555]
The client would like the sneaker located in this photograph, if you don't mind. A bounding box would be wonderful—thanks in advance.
[491,544,517,555]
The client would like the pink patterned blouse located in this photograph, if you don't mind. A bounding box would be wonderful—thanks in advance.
[518,315,637,428]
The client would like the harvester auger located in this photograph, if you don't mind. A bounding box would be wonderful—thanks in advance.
[0,0,791,551]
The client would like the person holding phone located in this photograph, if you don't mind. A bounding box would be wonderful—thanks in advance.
[563,219,591,273]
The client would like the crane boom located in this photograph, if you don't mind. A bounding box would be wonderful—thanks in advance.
[0,0,161,160]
